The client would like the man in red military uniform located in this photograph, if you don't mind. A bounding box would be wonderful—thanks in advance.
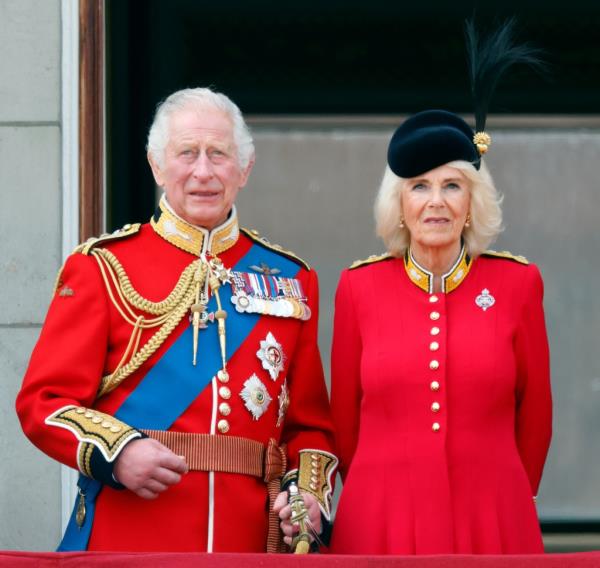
[16,87,337,552]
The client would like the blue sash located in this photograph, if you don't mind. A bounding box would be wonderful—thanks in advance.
[58,242,301,550]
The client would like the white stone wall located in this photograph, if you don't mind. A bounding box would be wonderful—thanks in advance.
[0,0,62,550]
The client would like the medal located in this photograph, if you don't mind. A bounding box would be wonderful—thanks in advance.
[257,332,285,380]
[240,374,272,420]
[277,380,290,427]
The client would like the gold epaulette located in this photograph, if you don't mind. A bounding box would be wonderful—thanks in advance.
[481,249,529,265]
[241,227,310,271]
[349,252,393,270]
[73,223,142,256]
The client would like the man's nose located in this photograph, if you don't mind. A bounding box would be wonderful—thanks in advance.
[193,152,214,179]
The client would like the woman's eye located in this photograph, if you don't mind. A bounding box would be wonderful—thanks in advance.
[411,183,427,191]
[445,182,461,190]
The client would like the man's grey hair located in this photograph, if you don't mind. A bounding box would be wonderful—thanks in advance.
[374,160,503,258]
[147,87,255,169]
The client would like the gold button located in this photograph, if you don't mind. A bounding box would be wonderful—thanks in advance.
[311,453,320,460]
[429,360,439,370]
[101,420,112,428]
[309,483,318,490]
[92,416,103,424]
[431,327,440,336]
[217,419,230,434]
[310,475,319,483]
[217,369,229,383]
[430,341,439,351]
[123,223,131,230]
[430,380,440,391]
[430,311,440,321]
[219,386,231,399]
[431,402,441,412]
[84,411,94,418]
[219,402,231,416]
[432,422,441,432]
[311,468,319,475]
[75,407,85,414]
[429,295,439,303]
[110,425,122,433]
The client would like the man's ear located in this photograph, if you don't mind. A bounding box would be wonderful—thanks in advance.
[238,155,255,189]
[148,151,164,188]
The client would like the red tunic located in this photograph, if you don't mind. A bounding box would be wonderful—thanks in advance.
[329,250,552,554]
[16,204,336,552]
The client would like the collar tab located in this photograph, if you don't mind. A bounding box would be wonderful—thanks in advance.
[151,196,239,256]
[404,245,472,294]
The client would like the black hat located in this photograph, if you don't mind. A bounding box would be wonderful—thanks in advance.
[387,110,480,178]
[386,18,543,179]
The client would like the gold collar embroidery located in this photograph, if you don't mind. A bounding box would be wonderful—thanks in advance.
[404,245,472,294]
[151,196,240,256]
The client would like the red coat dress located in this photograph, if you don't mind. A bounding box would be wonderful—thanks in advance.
[16,199,337,553]
[329,247,552,554]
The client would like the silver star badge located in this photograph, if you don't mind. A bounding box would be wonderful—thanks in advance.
[475,288,495,311]
[256,332,285,380]
[240,374,272,420]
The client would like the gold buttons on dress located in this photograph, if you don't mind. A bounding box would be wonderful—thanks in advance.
[110,425,122,433]
[217,369,230,383]
[92,416,103,424]
[431,327,440,336]
[101,420,112,428]
[219,402,231,416]
[76,407,85,414]
[432,422,441,432]
[430,341,439,351]
[309,482,318,490]
[429,295,439,303]
[219,386,231,400]
[431,402,440,412]
[429,360,440,370]
[430,311,440,321]
[430,380,440,391]
[217,419,230,433]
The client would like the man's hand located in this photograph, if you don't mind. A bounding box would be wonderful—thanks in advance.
[273,490,322,547]
[113,438,188,499]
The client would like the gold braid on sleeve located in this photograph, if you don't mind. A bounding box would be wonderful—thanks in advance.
[91,248,208,397]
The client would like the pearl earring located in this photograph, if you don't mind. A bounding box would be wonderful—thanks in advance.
[465,214,471,228]
[399,217,405,229]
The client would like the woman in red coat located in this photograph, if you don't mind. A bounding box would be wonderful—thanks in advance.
[329,105,552,554]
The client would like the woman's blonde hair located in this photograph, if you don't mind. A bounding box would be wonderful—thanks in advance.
[374,160,503,258]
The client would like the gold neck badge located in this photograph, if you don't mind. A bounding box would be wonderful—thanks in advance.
[404,245,472,294]
[151,196,240,256]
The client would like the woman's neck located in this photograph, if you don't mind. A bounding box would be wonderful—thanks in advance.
[410,242,462,292]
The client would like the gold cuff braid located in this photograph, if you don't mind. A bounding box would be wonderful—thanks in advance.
[45,405,141,471]
[297,449,338,521]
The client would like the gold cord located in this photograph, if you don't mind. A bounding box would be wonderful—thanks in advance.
[91,248,208,397]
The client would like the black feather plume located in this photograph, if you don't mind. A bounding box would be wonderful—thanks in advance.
[465,18,546,133]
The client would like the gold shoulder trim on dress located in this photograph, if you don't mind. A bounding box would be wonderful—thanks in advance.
[349,253,393,270]
[74,223,142,256]
[240,227,310,270]
[481,249,529,265]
